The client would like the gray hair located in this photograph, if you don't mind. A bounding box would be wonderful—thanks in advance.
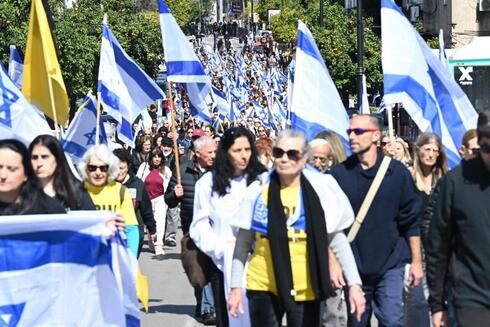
[193,136,215,152]
[275,129,309,154]
[308,138,329,160]
[78,144,120,184]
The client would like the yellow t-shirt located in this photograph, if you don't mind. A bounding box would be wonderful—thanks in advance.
[246,185,315,301]
[84,181,138,226]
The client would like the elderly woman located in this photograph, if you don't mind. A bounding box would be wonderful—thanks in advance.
[79,145,139,257]
[0,139,64,215]
[227,129,365,327]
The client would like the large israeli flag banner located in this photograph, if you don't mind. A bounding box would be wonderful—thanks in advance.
[98,17,164,148]
[0,64,51,144]
[157,0,212,121]
[62,96,108,163]
[8,45,23,91]
[0,211,140,327]
[382,0,478,168]
[289,21,350,149]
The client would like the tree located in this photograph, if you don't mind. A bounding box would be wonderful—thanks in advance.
[269,1,382,102]
[0,0,163,113]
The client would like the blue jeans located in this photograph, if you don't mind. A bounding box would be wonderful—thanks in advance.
[347,266,405,327]
[195,282,215,316]
[404,280,430,327]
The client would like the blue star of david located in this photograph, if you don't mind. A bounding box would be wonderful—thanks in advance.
[84,128,97,145]
[0,76,16,129]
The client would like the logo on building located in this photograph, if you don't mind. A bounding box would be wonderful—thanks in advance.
[458,66,473,85]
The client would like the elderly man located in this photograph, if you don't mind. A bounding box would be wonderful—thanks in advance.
[309,138,332,173]
[330,114,423,327]
[427,110,490,327]
[165,135,218,324]
[227,129,365,326]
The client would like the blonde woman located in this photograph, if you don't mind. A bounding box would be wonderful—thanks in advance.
[394,137,413,167]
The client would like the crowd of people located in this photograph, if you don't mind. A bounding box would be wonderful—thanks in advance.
[1,25,490,327]
[1,107,489,327]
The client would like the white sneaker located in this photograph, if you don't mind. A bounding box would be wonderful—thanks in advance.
[155,245,165,256]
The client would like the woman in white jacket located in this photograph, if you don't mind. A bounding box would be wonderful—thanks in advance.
[190,127,267,327]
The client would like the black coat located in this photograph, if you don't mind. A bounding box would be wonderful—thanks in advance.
[123,174,156,234]
[426,156,490,313]
[164,161,205,234]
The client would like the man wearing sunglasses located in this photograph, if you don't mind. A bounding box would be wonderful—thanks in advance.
[330,114,423,327]
[426,110,490,327]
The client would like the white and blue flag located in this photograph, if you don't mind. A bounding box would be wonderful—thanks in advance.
[8,45,23,91]
[0,64,51,144]
[382,0,478,168]
[212,86,230,121]
[98,17,164,148]
[62,96,108,163]
[289,21,350,149]
[158,0,212,122]
[360,74,370,114]
[0,211,140,327]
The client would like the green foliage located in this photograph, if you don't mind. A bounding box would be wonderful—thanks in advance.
[268,1,382,100]
[0,0,163,111]
[165,0,198,27]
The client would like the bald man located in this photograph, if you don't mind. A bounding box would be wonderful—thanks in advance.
[309,138,332,173]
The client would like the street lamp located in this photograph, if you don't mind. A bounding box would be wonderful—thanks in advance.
[320,0,324,27]
[356,0,364,112]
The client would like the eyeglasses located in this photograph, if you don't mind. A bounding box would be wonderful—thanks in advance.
[480,143,490,154]
[347,128,379,136]
[468,147,480,154]
[87,164,109,173]
[312,156,328,164]
[272,147,304,161]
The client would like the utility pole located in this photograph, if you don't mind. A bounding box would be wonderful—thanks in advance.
[356,0,364,112]
[320,0,324,27]
[250,0,254,33]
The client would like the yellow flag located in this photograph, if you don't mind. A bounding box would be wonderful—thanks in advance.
[137,268,149,312]
[23,0,69,126]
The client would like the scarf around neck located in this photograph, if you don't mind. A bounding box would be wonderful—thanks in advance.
[267,171,333,310]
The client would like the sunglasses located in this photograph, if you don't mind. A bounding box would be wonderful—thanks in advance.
[272,147,304,161]
[480,143,490,154]
[87,164,109,173]
[347,128,379,135]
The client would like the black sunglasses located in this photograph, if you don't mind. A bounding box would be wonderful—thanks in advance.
[272,147,304,161]
[87,164,109,173]
[480,143,490,154]
[346,128,379,136]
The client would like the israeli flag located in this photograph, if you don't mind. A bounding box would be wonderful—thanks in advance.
[0,64,51,144]
[0,211,139,327]
[438,29,451,73]
[382,0,478,168]
[98,17,164,148]
[158,0,212,121]
[289,21,350,149]
[212,86,230,121]
[62,96,108,163]
[8,45,23,91]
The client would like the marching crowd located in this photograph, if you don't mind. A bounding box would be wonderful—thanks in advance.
[1,108,489,327]
[1,33,490,327]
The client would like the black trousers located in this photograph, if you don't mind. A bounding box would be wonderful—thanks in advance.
[456,307,490,327]
[136,225,145,259]
[209,263,229,327]
[247,290,320,327]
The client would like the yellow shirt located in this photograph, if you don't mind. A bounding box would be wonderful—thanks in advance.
[246,185,315,301]
[84,181,138,226]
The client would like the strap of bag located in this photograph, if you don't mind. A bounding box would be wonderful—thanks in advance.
[119,184,127,206]
[347,156,392,243]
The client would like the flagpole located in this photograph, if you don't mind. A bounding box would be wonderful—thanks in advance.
[387,103,395,140]
[168,81,181,184]
[95,92,102,146]
[76,98,91,114]
[46,75,61,140]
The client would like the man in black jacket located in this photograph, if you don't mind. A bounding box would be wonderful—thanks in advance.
[426,110,490,327]
[113,149,156,258]
[330,114,423,327]
[164,135,217,324]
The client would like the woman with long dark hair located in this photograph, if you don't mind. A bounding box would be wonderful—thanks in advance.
[190,127,267,327]
[29,135,95,211]
[0,139,64,215]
